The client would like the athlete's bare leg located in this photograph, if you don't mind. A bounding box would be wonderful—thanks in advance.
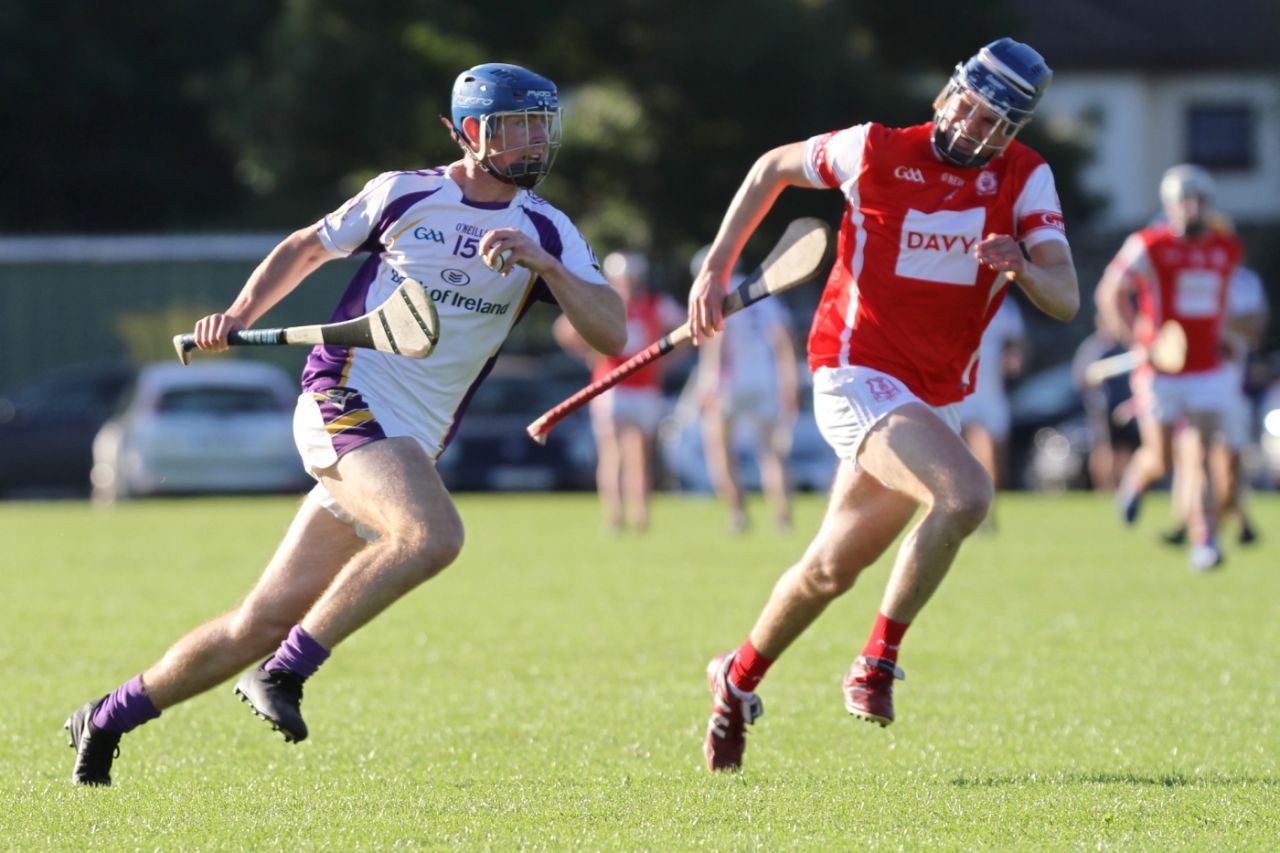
[141,498,365,709]
[858,404,993,622]
[300,437,464,648]
[748,461,917,657]
[1180,410,1221,549]
[757,422,792,531]
[702,407,747,530]
[962,422,999,528]
[1124,417,1175,496]
[618,424,651,531]
[593,419,624,531]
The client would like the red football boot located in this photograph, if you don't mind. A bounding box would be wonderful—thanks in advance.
[842,655,905,727]
[703,652,763,772]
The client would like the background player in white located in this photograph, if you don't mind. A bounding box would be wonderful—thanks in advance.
[687,38,1078,771]
[691,245,800,533]
[1096,164,1242,571]
[958,294,1027,528]
[64,63,625,786]
[555,251,685,532]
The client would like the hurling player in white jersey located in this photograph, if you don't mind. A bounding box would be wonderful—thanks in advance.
[690,245,800,534]
[64,63,625,786]
[688,39,1079,772]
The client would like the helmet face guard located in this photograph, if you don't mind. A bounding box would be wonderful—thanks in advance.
[932,39,1052,169]
[450,63,563,189]
[470,108,562,189]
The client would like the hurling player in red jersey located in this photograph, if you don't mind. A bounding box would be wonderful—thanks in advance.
[1095,165,1243,571]
[687,38,1079,771]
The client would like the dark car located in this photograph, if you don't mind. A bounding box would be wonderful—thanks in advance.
[434,364,597,492]
[1008,361,1121,491]
[0,362,135,497]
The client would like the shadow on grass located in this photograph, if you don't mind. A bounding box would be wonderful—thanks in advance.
[950,772,1279,787]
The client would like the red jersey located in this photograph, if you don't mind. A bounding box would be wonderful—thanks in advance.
[591,291,684,389]
[1106,224,1241,374]
[803,122,1068,405]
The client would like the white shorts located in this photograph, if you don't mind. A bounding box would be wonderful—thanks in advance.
[957,389,1012,441]
[812,365,962,465]
[1132,368,1227,425]
[293,389,437,542]
[590,386,664,436]
[723,384,779,424]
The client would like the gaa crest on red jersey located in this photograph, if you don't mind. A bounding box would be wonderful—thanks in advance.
[865,376,901,402]
[976,171,998,195]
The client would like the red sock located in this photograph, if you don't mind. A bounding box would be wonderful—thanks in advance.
[728,638,774,693]
[861,613,910,664]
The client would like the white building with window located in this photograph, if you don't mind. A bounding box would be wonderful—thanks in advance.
[1017,0,1280,230]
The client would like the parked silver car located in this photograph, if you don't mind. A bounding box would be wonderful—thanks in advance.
[91,361,310,501]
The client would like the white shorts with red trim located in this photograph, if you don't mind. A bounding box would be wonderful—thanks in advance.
[1132,368,1228,425]
[812,365,961,466]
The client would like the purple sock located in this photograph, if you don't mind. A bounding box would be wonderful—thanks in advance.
[263,625,330,680]
[91,674,161,734]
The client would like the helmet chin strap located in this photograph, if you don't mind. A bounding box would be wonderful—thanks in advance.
[440,114,545,189]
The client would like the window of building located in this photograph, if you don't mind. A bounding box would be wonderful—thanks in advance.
[1186,105,1255,169]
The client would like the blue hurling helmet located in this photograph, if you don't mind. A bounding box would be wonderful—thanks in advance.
[450,63,562,189]
[932,38,1052,168]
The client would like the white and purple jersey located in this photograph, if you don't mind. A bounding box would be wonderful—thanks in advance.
[295,168,606,468]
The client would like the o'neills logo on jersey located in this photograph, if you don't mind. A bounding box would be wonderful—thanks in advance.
[894,166,926,184]
[895,208,984,286]
[427,287,511,316]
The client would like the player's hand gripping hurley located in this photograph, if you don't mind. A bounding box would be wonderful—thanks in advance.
[1083,320,1187,386]
[527,217,832,444]
[172,277,440,365]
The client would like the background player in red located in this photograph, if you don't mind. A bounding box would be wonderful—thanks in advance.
[1095,164,1242,571]
[556,251,685,532]
[687,38,1079,771]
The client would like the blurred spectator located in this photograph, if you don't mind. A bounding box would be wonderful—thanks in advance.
[959,295,1026,528]
[555,251,685,532]
[690,246,799,533]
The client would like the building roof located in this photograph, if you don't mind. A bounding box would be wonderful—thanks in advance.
[1014,0,1280,71]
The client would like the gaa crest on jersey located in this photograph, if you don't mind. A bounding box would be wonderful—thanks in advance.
[865,376,901,402]
[976,171,998,195]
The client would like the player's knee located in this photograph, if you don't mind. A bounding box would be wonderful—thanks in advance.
[800,553,861,599]
[394,521,465,582]
[939,475,993,535]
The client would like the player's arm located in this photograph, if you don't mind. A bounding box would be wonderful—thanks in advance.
[975,237,1079,322]
[689,141,812,344]
[194,227,334,352]
[480,228,626,356]
[1093,250,1141,347]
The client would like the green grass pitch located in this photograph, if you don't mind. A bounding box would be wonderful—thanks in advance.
[3,491,1278,849]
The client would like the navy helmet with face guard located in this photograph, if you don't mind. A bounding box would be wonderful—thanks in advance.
[932,39,1052,169]
[448,63,562,189]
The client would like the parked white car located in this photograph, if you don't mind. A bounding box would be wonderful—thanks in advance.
[91,361,310,501]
